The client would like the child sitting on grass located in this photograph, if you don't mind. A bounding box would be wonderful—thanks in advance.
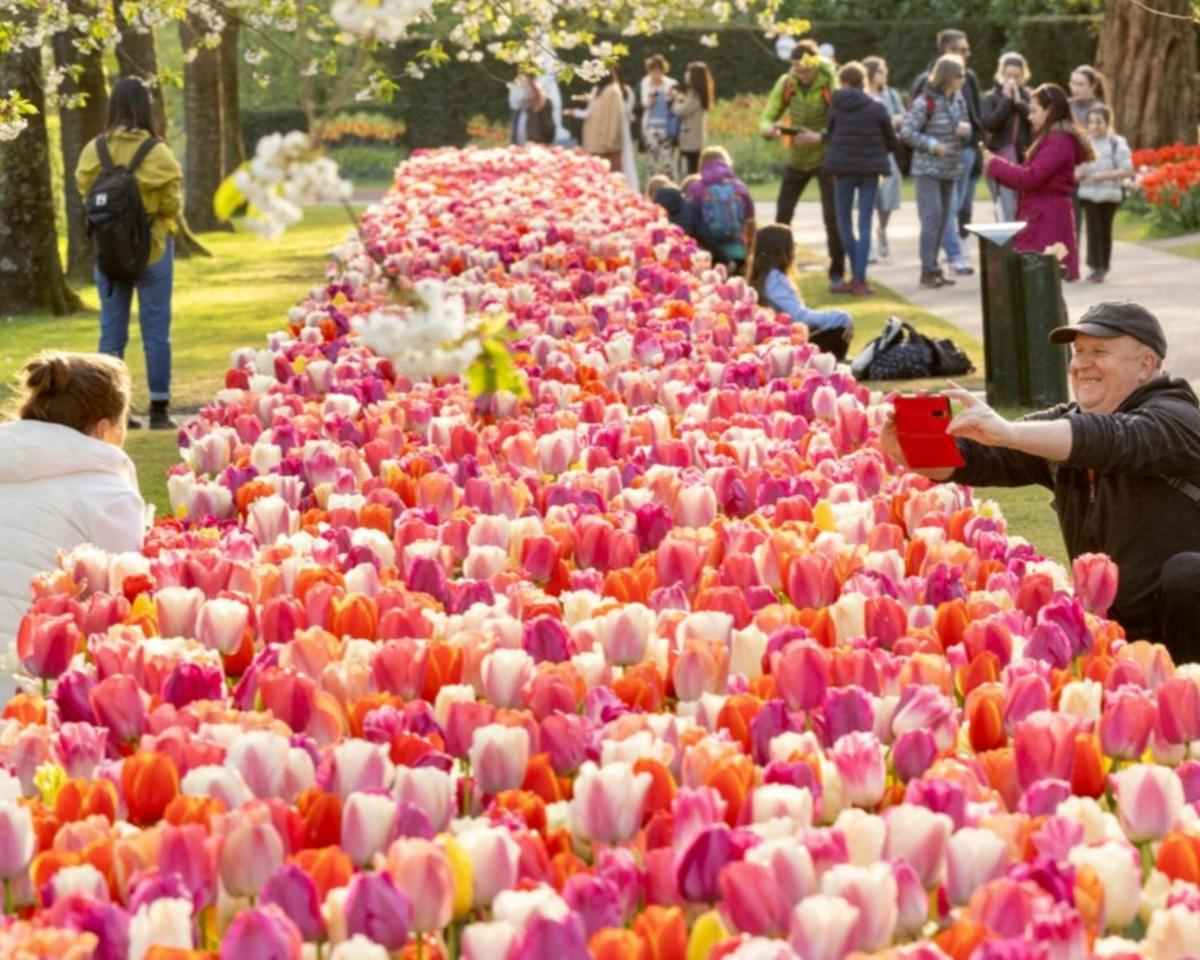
[648,175,700,239]
[749,224,855,360]
[683,146,756,276]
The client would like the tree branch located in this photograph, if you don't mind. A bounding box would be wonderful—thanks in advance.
[1124,0,1199,21]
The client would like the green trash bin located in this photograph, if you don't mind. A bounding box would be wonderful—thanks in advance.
[965,223,1069,409]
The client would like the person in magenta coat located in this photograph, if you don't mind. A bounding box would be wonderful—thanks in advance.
[982,83,1094,280]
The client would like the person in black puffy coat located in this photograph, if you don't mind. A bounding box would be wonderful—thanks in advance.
[822,61,898,295]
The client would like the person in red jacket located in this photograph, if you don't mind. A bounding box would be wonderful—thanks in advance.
[982,83,1094,280]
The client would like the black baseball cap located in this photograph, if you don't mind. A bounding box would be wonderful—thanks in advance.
[1048,301,1167,359]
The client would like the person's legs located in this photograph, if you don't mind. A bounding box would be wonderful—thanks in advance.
[775,166,810,226]
[682,150,700,175]
[1099,201,1118,273]
[957,147,978,235]
[817,172,846,283]
[940,168,966,267]
[1159,553,1200,663]
[914,175,944,277]
[95,269,134,361]
[136,238,174,408]
[1081,200,1103,275]
[999,184,1019,222]
[833,175,857,279]
[855,177,879,283]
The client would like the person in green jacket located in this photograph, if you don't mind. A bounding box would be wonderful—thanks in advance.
[760,40,847,291]
[76,78,183,430]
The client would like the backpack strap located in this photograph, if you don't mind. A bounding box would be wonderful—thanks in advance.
[96,135,114,174]
[781,78,795,109]
[127,136,159,174]
[1164,475,1200,507]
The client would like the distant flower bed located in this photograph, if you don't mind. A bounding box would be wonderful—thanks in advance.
[320,112,407,147]
[1129,144,1200,232]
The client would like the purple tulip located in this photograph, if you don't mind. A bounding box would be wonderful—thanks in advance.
[261,864,324,941]
[562,874,622,936]
[539,714,591,775]
[161,661,225,708]
[47,899,129,960]
[891,729,938,783]
[53,670,96,724]
[343,871,412,950]
[676,825,743,903]
[522,616,572,664]
[823,686,876,745]
[1017,779,1073,817]
[508,912,590,960]
[221,905,303,960]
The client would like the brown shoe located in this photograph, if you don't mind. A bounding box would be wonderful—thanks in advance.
[919,272,943,288]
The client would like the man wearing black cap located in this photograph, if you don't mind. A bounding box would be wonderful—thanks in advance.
[882,301,1200,660]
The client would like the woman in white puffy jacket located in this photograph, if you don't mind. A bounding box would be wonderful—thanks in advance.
[0,352,146,674]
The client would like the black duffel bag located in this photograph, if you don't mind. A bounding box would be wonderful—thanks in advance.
[851,317,974,381]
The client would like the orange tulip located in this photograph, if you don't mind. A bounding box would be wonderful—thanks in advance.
[30,849,81,905]
[54,778,118,824]
[121,752,180,826]
[294,566,345,602]
[163,794,225,829]
[2,693,46,725]
[977,748,1020,812]
[348,693,404,738]
[715,694,762,754]
[957,651,1001,699]
[705,755,755,827]
[1157,832,1200,885]
[612,662,664,712]
[29,801,60,855]
[1073,862,1105,939]
[359,503,394,535]
[296,787,342,849]
[633,758,677,824]
[590,927,646,960]
[635,905,688,960]
[330,592,379,641]
[235,479,277,516]
[493,789,547,834]
[1069,732,1106,799]
[935,599,970,650]
[144,949,216,960]
[421,643,464,701]
[522,753,570,805]
[292,845,354,901]
[965,685,1006,753]
[934,919,989,960]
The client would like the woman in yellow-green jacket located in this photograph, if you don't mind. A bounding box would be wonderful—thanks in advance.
[76,78,183,429]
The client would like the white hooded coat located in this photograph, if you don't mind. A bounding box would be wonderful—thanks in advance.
[0,419,146,656]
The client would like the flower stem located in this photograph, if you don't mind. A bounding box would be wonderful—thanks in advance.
[4,876,13,915]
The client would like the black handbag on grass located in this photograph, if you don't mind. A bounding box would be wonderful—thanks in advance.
[851,317,974,381]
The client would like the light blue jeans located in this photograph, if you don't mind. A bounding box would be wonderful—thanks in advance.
[96,236,174,401]
[941,145,977,263]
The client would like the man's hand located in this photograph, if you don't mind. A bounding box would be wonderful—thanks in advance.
[794,127,822,145]
[762,123,782,140]
[944,385,1014,447]
[932,143,949,157]
[880,407,956,481]
[981,146,996,169]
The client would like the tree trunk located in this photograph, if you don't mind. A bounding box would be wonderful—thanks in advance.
[180,13,231,232]
[0,18,83,315]
[112,0,168,136]
[220,18,245,174]
[1096,0,1197,148]
[53,5,110,285]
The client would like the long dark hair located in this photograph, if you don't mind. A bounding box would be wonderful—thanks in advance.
[107,77,159,136]
[684,61,714,110]
[748,225,795,304]
[1029,82,1094,160]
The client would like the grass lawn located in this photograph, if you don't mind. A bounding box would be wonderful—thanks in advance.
[1,206,359,413]
[748,177,994,206]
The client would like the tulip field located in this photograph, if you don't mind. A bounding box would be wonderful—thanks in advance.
[7,146,1200,960]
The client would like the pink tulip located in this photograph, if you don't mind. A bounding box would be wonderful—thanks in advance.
[892,858,929,938]
[160,822,217,910]
[820,863,898,952]
[830,732,886,809]
[789,894,860,960]
[945,828,1011,906]
[220,816,285,898]
[749,784,813,827]
[220,905,303,960]
[0,800,34,879]
[464,545,509,581]
[786,554,839,609]
[673,638,728,702]
[774,641,830,712]
[329,739,393,799]
[343,791,399,867]
[719,861,789,936]
[383,838,454,932]
[371,639,428,699]
[1156,677,1200,745]
[1073,553,1118,615]
[195,597,250,654]
[655,537,703,591]
[745,838,816,904]
[595,603,657,667]
[16,612,79,680]
[88,674,146,745]
[155,586,206,638]
[570,761,651,844]
[393,766,454,833]
[675,485,717,528]
[481,648,534,709]
[1111,764,1184,842]
[457,827,521,907]
[469,724,530,795]
[1100,688,1158,760]
[1014,710,1086,790]
[248,494,298,545]
[883,805,952,889]
[225,730,291,800]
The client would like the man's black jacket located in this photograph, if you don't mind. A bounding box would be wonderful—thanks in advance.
[950,376,1200,642]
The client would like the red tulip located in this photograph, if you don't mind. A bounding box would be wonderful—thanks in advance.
[16,612,80,680]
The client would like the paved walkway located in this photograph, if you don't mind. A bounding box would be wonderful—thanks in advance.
[760,198,1200,389]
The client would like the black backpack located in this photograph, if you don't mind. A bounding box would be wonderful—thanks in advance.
[85,135,158,283]
[851,317,974,381]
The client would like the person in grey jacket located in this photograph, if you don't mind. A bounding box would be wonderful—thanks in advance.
[1076,104,1133,284]
[881,302,1200,663]
[900,54,971,288]
[670,62,713,176]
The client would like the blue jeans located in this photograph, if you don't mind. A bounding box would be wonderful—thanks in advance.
[915,175,955,274]
[940,145,977,262]
[96,237,174,401]
[834,175,879,282]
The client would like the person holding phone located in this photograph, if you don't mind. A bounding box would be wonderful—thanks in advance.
[880,301,1200,664]
[981,52,1033,222]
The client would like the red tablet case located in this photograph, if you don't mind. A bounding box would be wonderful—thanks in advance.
[893,395,965,470]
